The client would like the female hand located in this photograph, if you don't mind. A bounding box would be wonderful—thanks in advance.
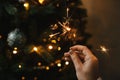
[64,45,99,80]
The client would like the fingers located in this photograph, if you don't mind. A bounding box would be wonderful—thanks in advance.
[64,45,94,70]
[70,45,94,58]
[70,50,83,69]
[64,50,83,69]
[64,52,71,61]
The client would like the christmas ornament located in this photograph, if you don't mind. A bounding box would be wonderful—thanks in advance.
[4,4,17,15]
[7,28,26,47]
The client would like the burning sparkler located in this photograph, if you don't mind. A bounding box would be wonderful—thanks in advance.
[49,7,82,44]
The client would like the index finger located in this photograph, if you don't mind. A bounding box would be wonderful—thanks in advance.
[70,45,94,57]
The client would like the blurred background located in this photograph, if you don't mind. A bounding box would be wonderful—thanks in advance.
[0,0,120,80]
[82,0,120,80]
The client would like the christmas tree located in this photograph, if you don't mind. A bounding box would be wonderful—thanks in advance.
[0,0,90,80]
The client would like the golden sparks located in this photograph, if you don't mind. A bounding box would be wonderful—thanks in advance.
[100,45,109,53]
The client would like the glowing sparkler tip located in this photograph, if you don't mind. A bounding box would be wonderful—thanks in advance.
[66,27,71,31]
[67,8,69,11]
[99,45,109,53]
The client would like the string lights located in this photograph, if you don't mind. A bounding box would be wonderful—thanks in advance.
[38,0,45,4]
[0,0,89,79]
[23,2,29,10]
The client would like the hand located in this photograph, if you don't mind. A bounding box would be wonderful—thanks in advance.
[64,45,99,80]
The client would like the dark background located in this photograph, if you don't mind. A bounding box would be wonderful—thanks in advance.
[82,0,120,79]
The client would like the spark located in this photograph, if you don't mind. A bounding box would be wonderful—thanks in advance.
[67,8,70,17]
[100,46,109,53]
[58,21,71,35]
[96,45,109,55]
[49,32,60,38]
[50,24,58,30]
[49,8,81,43]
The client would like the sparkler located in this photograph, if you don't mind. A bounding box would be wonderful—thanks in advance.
[96,45,109,55]
[49,7,81,43]
[67,8,69,18]
[49,32,60,38]
[100,45,109,53]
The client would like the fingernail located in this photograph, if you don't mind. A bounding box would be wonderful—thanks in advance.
[69,50,73,55]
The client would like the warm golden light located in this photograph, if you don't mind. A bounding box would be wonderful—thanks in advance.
[100,46,108,53]
[14,47,17,50]
[67,8,69,17]
[51,40,57,44]
[21,76,25,80]
[57,63,61,67]
[37,62,42,66]
[66,27,71,31]
[33,47,38,52]
[65,61,69,65]
[49,32,60,38]
[38,0,44,4]
[48,45,53,50]
[13,47,18,54]
[23,2,29,10]
[18,64,22,69]
[57,47,61,51]
[57,37,61,41]
[46,66,50,70]
[13,50,17,54]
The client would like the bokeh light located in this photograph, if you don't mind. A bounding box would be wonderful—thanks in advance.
[23,2,29,10]
[38,0,44,4]
[48,45,53,50]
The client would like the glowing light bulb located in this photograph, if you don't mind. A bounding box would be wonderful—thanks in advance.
[57,63,61,67]
[23,2,29,10]
[18,64,22,69]
[13,50,17,54]
[51,40,57,44]
[14,47,17,50]
[46,66,50,70]
[48,45,53,50]
[57,47,61,51]
[65,61,69,65]
[73,33,76,38]
[33,47,38,52]
[38,0,44,4]
[37,62,41,66]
